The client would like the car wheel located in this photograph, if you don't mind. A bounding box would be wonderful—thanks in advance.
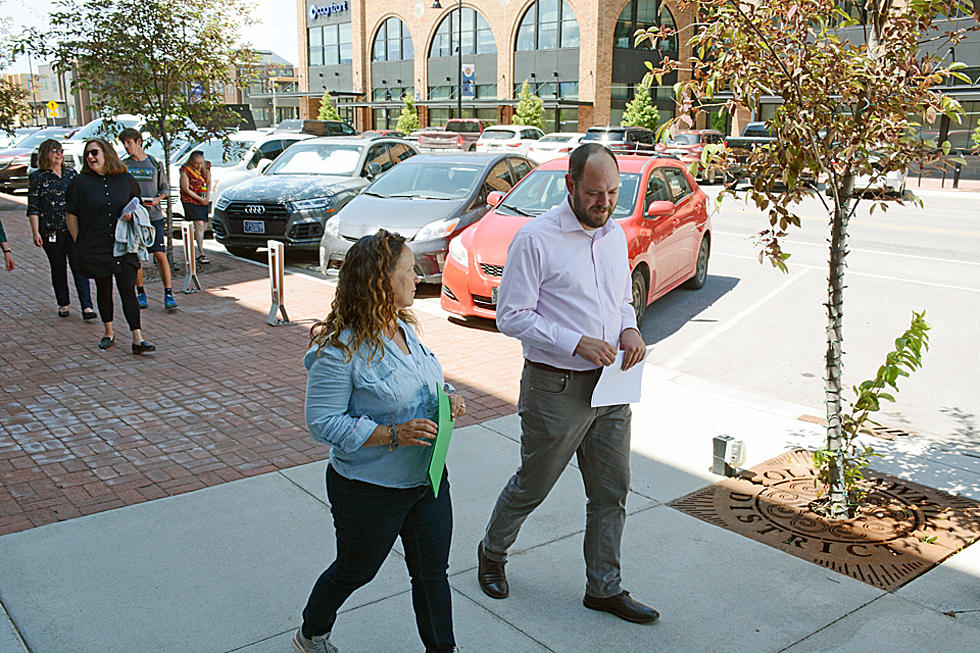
[225,245,257,257]
[631,267,649,326]
[684,236,710,290]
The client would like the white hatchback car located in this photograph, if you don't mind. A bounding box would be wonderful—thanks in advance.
[526,132,585,164]
[475,125,544,156]
[169,130,314,218]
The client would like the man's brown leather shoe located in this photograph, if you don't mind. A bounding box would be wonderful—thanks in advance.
[477,542,509,599]
[583,590,659,624]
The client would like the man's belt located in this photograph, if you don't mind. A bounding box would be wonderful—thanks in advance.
[524,359,601,376]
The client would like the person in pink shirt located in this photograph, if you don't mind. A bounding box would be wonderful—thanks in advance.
[477,143,658,625]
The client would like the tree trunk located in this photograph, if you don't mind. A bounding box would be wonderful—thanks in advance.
[824,175,854,519]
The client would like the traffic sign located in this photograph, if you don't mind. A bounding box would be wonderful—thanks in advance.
[46,100,59,118]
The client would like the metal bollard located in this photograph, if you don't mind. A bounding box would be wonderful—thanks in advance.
[181,222,201,294]
[267,240,289,326]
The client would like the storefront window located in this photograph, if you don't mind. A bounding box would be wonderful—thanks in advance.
[515,1,580,52]
[429,8,496,58]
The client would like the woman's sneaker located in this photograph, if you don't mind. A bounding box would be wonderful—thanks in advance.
[292,628,338,653]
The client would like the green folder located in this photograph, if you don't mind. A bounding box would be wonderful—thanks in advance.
[427,384,455,497]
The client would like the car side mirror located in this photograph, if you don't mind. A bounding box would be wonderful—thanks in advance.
[486,191,504,208]
[647,200,675,217]
[256,158,272,174]
[364,161,382,178]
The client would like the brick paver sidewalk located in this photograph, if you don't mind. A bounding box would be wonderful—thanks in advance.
[0,197,522,535]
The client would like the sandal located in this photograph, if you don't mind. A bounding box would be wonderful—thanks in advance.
[196,254,210,265]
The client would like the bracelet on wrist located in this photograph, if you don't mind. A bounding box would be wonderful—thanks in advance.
[387,424,398,451]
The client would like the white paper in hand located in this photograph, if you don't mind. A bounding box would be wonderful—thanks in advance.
[591,350,644,407]
[122,196,140,218]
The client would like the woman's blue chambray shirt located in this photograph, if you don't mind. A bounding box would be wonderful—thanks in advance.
[304,318,454,488]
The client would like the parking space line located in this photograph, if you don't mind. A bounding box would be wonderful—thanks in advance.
[713,251,980,293]
[713,230,980,267]
[661,268,810,370]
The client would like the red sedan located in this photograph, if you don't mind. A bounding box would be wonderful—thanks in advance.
[441,155,711,325]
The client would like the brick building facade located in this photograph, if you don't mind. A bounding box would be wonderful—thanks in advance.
[295,0,697,132]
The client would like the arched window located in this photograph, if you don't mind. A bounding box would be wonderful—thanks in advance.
[429,7,496,58]
[614,0,678,54]
[373,16,414,62]
[516,0,579,51]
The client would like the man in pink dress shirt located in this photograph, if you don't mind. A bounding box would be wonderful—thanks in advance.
[477,143,658,624]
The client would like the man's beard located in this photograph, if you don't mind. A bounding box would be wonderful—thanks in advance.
[570,192,612,229]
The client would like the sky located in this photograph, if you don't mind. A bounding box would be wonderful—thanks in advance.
[2,0,299,74]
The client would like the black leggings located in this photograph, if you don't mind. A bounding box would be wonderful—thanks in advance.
[93,259,141,331]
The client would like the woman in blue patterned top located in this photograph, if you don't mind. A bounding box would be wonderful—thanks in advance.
[294,229,466,653]
[27,139,95,319]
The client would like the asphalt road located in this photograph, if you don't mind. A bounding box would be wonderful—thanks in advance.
[262,185,980,444]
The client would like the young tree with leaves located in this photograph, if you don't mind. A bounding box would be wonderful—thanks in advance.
[513,80,544,131]
[317,89,342,121]
[644,0,976,517]
[28,0,257,258]
[621,78,661,132]
[0,3,29,133]
[395,93,419,133]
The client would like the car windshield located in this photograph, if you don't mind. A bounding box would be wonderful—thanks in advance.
[190,139,254,166]
[266,143,363,176]
[74,117,140,141]
[14,131,63,149]
[496,170,640,219]
[583,129,624,142]
[367,162,481,199]
[742,125,771,138]
[448,121,481,133]
[481,129,517,140]
[666,134,700,146]
[539,134,574,143]
[144,136,193,162]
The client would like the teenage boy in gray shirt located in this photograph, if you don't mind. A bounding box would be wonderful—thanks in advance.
[120,128,176,310]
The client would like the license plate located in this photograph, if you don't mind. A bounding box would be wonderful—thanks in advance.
[243,220,265,234]
[491,285,499,305]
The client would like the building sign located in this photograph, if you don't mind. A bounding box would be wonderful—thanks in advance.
[309,1,350,21]
[461,64,476,100]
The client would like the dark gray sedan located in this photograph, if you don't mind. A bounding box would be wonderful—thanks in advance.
[319,153,535,282]
[212,137,418,256]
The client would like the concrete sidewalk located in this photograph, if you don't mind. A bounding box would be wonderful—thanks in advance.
[1,366,978,653]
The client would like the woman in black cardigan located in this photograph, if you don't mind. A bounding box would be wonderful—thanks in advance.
[65,138,155,354]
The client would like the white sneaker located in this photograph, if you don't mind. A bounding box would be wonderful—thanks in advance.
[292,627,339,653]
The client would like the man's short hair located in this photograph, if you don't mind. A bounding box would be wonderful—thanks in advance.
[119,127,142,144]
[568,143,618,183]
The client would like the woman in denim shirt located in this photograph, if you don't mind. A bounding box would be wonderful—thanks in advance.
[295,230,466,653]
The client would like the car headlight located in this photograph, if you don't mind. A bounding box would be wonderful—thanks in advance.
[215,194,232,211]
[323,216,341,238]
[414,217,460,241]
[448,234,468,266]
[289,196,333,212]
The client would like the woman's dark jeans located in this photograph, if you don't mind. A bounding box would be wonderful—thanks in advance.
[41,231,92,309]
[302,465,455,653]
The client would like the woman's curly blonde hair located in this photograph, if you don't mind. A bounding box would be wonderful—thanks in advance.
[310,229,418,361]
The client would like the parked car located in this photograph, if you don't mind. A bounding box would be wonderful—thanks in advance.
[418,119,488,152]
[827,152,908,198]
[582,126,658,156]
[0,127,77,192]
[474,125,544,156]
[320,152,535,282]
[359,129,407,140]
[527,132,585,164]
[168,130,315,219]
[441,155,711,325]
[277,119,358,136]
[212,137,418,256]
[407,127,442,149]
[656,129,726,184]
[724,122,776,183]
